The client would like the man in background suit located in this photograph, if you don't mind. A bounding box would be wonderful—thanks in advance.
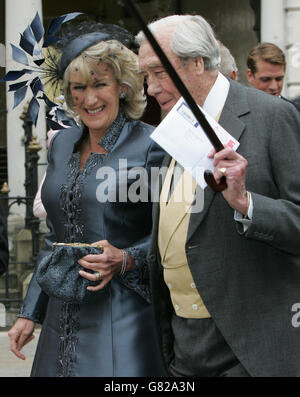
[246,43,300,113]
[246,42,286,97]
[137,14,300,376]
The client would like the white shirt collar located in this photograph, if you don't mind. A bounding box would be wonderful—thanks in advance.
[202,72,230,120]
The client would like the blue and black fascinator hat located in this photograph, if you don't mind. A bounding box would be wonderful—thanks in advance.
[0,13,135,129]
[57,32,110,80]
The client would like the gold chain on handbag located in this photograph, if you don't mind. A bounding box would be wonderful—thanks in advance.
[52,242,103,252]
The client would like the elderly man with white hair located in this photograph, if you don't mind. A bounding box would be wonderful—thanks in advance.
[137,14,300,377]
[218,40,238,80]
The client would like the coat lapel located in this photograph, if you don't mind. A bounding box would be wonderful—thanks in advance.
[218,80,249,143]
[187,184,215,243]
[149,154,172,265]
[187,80,250,243]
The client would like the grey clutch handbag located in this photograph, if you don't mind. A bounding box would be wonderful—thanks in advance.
[36,242,103,304]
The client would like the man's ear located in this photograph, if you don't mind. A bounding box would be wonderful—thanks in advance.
[246,68,254,83]
[231,70,237,81]
[194,57,205,75]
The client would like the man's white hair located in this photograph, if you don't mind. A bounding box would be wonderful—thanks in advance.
[136,15,220,70]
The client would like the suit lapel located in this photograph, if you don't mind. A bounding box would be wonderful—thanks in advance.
[187,184,215,242]
[219,107,247,144]
[187,80,250,243]
[218,80,249,142]
[150,154,172,265]
[152,153,172,222]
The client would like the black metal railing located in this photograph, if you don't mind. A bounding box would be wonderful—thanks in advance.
[0,108,8,187]
[0,104,43,308]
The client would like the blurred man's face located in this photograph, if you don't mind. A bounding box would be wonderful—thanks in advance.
[247,59,285,96]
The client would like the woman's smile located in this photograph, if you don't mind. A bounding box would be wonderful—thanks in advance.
[85,105,106,115]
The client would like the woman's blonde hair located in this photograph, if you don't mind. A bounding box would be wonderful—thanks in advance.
[63,40,146,120]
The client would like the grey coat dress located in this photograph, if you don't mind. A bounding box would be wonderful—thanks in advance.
[18,110,167,377]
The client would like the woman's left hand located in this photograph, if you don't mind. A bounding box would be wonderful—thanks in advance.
[78,240,133,291]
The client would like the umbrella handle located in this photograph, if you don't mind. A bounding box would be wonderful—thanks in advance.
[204,170,227,192]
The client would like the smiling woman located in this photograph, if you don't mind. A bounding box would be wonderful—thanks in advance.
[64,39,146,121]
[8,20,166,378]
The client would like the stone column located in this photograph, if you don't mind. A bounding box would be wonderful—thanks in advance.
[285,0,300,98]
[261,0,285,49]
[5,0,47,227]
[261,0,287,96]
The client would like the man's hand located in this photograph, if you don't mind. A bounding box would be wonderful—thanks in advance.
[209,145,249,215]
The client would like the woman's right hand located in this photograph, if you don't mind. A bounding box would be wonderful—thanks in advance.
[8,318,36,360]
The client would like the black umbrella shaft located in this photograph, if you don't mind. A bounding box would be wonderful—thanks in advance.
[124,0,224,152]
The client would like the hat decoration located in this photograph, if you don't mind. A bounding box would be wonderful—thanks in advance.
[0,12,84,128]
[1,13,137,130]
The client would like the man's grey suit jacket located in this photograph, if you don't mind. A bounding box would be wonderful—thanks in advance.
[148,79,300,377]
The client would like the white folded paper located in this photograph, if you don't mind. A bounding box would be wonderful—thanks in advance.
[150,97,240,189]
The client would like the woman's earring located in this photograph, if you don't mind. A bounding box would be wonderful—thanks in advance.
[119,91,126,101]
